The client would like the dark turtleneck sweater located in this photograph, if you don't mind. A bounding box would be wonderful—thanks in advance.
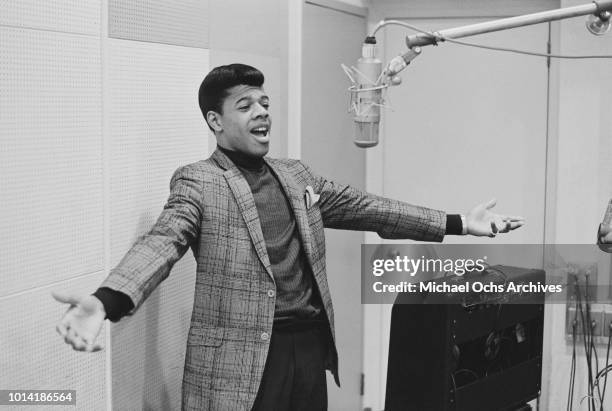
[94,147,463,322]
[216,145,323,322]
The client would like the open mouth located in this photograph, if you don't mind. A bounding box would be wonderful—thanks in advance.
[250,126,270,141]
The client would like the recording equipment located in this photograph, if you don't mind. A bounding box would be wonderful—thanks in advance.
[598,198,612,252]
[344,2,612,149]
[342,37,421,148]
[385,265,545,411]
[351,37,382,148]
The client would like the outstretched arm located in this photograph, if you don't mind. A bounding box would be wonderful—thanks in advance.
[53,165,203,351]
[300,162,523,240]
[96,164,204,310]
[300,162,446,241]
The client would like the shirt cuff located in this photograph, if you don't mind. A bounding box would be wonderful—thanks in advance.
[92,287,135,322]
[445,214,464,235]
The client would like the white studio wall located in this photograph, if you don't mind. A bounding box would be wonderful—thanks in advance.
[379,20,548,246]
[0,1,107,409]
[0,27,104,298]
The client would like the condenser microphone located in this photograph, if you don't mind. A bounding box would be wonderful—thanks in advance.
[352,37,383,148]
[344,37,420,148]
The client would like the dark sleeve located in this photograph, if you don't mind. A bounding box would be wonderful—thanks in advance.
[445,214,463,235]
[93,287,135,322]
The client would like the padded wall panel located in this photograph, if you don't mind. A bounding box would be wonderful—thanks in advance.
[209,0,286,57]
[0,28,103,297]
[111,257,196,411]
[107,39,208,411]
[0,272,107,411]
[210,50,284,158]
[108,0,209,48]
[0,0,100,36]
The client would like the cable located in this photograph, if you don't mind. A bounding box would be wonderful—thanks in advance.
[575,281,589,411]
[568,318,578,411]
[371,20,612,60]
[585,275,604,407]
[577,281,596,411]
[592,324,603,407]
[592,323,603,405]
[440,37,612,59]
[595,364,612,386]
[600,328,612,410]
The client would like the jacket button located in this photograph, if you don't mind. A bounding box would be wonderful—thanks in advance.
[267,289,275,298]
[261,332,270,341]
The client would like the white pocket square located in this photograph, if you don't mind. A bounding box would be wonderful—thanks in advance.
[304,185,320,209]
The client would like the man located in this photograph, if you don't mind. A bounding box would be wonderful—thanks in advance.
[53,64,523,410]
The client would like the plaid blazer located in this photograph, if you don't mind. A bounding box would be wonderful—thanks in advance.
[100,148,446,410]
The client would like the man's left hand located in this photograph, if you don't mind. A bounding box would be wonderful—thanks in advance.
[466,199,524,237]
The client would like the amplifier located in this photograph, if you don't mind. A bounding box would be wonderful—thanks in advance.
[385,266,545,411]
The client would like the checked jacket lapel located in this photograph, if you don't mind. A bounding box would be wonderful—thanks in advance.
[212,149,275,282]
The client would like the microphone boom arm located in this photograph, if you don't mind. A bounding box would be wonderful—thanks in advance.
[398,0,612,48]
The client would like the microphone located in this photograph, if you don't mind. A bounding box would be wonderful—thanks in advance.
[352,36,383,148]
[343,37,420,148]
[598,199,612,252]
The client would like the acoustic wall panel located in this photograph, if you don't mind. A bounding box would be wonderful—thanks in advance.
[0,272,107,411]
[209,0,286,57]
[0,0,100,36]
[110,257,196,411]
[107,38,209,261]
[108,0,209,49]
[0,28,103,297]
[107,38,208,411]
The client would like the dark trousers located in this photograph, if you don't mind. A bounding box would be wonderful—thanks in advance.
[251,325,328,411]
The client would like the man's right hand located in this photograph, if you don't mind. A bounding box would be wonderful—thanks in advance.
[52,291,106,352]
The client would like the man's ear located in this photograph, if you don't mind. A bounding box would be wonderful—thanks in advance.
[206,111,223,132]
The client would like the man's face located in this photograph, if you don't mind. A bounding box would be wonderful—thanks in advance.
[212,85,271,157]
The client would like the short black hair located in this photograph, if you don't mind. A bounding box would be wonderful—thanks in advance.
[198,64,265,131]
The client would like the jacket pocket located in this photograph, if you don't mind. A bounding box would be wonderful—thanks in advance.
[188,325,225,347]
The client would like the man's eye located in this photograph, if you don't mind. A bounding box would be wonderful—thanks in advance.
[262,103,270,109]
[238,106,249,111]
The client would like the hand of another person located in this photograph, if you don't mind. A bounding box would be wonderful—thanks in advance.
[52,291,106,352]
[465,199,524,237]
[599,224,612,244]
